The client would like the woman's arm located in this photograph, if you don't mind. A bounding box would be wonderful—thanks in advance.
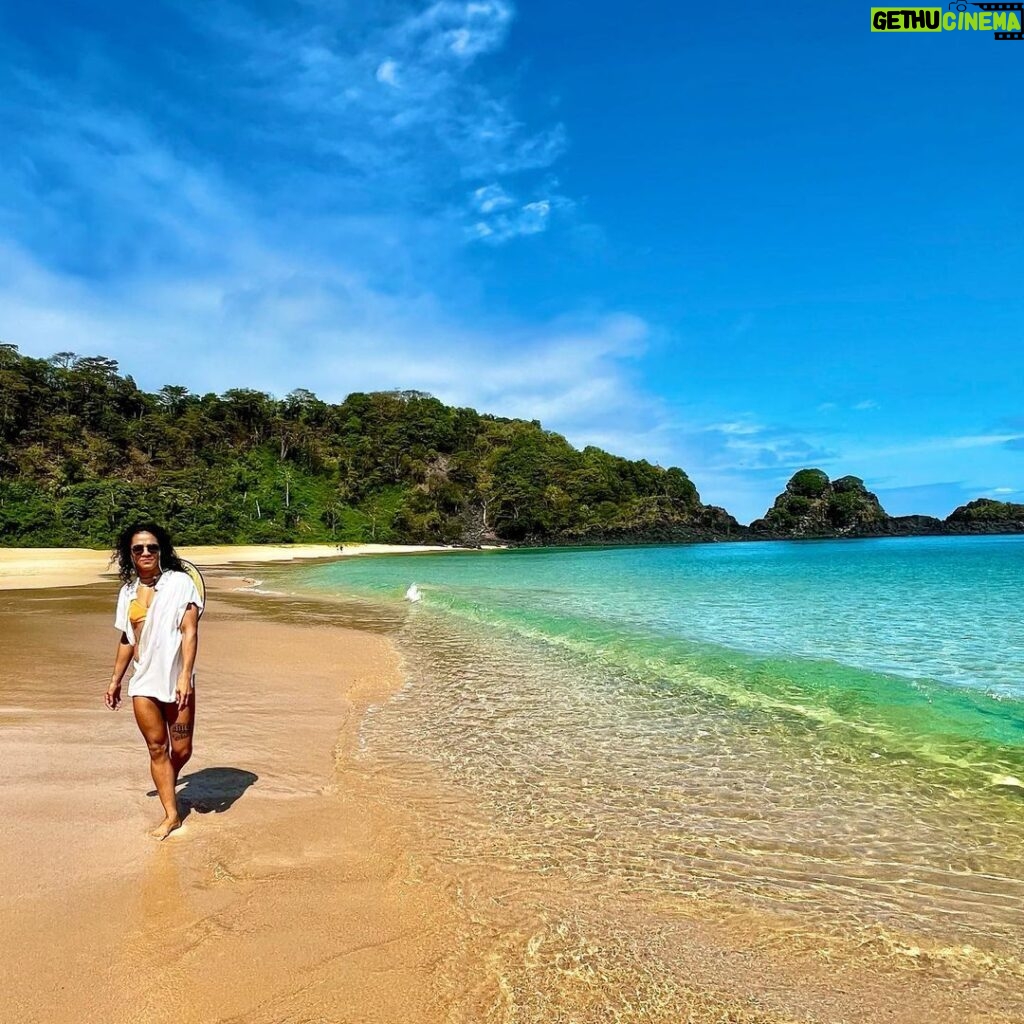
[175,604,200,710]
[106,633,133,709]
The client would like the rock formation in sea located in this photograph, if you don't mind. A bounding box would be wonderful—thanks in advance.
[750,472,1024,539]
[945,498,1024,534]
[749,471,887,538]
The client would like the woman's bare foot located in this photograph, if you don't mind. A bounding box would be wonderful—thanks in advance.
[150,816,182,841]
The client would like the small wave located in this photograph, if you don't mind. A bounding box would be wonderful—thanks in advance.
[407,594,1024,789]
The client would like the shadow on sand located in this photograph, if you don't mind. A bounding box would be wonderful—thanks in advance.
[148,767,258,820]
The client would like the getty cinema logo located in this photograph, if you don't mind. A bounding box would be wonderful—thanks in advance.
[871,2,1024,38]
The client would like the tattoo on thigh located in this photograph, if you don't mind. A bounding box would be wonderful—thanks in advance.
[171,722,193,738]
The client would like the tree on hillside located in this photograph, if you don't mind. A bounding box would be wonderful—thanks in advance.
[0,346,739,548]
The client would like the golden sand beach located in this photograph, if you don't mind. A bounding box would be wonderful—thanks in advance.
[2,549,1021,1023]
[0,573,469,1023]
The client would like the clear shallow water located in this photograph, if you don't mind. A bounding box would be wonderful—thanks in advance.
[287,537,1024,962]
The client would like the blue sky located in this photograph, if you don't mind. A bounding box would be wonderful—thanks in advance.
[1,1,1021,523]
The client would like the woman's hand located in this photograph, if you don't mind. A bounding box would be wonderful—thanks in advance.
[175,675,191,711]
[110,634,133,709]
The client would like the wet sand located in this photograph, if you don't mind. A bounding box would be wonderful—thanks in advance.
[1,574,1021,1023]
[0,577,465,1023]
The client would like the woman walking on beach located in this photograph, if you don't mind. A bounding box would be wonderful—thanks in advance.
[106,523,203,840]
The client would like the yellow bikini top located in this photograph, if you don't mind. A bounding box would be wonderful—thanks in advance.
[128,589,153,631]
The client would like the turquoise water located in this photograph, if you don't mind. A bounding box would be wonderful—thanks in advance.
[286,536,1024,956]
[298,537,1024,760]
[302,537,1024,693]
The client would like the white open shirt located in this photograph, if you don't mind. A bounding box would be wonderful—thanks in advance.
[115,569,203,703]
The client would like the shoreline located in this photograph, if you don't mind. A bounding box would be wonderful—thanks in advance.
[0,542,482,591]
[4,531,1021,594]
[4,532,1022,593]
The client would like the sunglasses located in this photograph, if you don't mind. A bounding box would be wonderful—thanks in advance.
[131,544,161,555]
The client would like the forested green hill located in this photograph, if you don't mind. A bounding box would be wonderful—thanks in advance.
[0,344,739,547]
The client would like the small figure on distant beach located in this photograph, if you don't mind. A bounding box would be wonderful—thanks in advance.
[405,583,422,602]
[106,522,203,840]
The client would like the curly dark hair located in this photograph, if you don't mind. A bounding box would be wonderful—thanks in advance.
[112,522,187,584]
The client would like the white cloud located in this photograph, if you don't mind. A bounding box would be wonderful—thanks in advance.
[853,399,879,411]
[469,193,574,243]
[375,59,400,86]
[702,420,765,436]
[399,1,515,61]
[471,183,515,213]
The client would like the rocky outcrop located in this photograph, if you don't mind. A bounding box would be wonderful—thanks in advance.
[886,514,945,534]
[945,499,1024,534]
[750,472,1024,540]
[749,471,888,538]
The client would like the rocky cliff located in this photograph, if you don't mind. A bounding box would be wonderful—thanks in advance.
[750,472,1024,539]
[749,470,888,538]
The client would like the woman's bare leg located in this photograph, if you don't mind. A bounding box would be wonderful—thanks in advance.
[133,696,181,840]
[166,690,195,785]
